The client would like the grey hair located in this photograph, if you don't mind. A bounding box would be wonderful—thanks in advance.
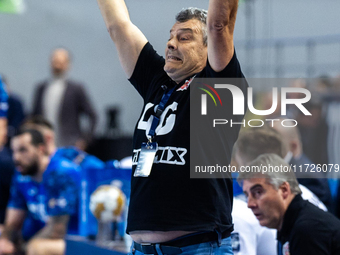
[176,7,208,46]
[238,153,302,195]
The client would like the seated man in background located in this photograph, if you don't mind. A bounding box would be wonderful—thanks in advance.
[234,127,327,210]
[0,129,81,255]
[231,130,314,255]
[238,153,340,255]
[0,75,15,232]
[230,128,328,253]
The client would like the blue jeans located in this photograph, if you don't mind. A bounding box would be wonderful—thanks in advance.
[129,237,233,255]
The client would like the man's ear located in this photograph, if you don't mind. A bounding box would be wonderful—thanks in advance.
[279,181,291,200]
[38,143,48,156]
[289,141,298,155]
[45,132,54,144]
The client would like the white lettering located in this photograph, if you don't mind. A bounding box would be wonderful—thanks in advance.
[281,88,312,116]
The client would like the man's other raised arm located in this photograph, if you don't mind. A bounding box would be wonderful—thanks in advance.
[97,0,148,78]
[207,0,238,72]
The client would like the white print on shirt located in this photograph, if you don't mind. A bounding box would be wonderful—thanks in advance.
[132,146,187,166]
[27,202,48,222]
[176,77,195,91]
[283,242,290,255]
[48,197,68,209]
[137,102,178,138]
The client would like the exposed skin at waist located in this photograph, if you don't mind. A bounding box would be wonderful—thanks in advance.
[130,230,197,244]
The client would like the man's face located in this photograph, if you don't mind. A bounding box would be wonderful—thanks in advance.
[11,133,40,176]
[164,19,207,83]
[0,118,7,149]
[242,178,285,229]
[51,49,70,76]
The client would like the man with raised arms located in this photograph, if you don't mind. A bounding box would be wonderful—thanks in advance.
[97,0,246,254]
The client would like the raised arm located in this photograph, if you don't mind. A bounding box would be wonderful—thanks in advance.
[97,0,148,78]
[207,0,238,72]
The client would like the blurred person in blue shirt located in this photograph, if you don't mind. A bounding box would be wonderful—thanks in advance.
[0,75,15,232]
[0,74,8,147]
[0,129,81,255]
[22,115,104,171]
[19,116,104,242]
[0,75,25,147]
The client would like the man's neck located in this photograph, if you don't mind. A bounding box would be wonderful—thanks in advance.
[32,156,50,182]
[278,194,296,231]
[167,68,203,84]
[51,73,66,81]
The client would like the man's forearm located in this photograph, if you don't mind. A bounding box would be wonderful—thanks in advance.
[96,0,148,78]
[208,0,238,28]
[33,225,61,240]
[207,0,239,71]
[32,215,68,240]
[97,0,131,33]
[1,228,21,244]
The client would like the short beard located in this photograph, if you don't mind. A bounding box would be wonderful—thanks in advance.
[18,160,39,176]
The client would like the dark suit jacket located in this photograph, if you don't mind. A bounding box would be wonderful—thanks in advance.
[32,79,97,147]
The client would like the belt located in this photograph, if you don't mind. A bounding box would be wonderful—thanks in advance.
[133,231,230,255]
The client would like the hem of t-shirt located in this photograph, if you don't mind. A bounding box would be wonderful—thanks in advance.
[7,205,26,210]
[126,223,233,235]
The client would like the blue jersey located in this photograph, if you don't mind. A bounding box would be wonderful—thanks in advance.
[53,147,107,237]
[0,75,9,118]
[54,146,105,171]
[8,155,81,240]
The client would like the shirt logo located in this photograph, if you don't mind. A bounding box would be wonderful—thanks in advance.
[0,102,8,111]
[137,102,178,138]
[49,198,56,209]
[28,188,38,196]
[177,77,195,91]
[48,197,68,209]
[283,242,290,255]
[133,146,187,166]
